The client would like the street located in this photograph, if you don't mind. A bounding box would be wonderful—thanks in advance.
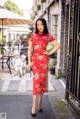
[0,72,56,119]
[0,94,56,119]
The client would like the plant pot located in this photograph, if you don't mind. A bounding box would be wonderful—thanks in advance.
[50,68,55,75]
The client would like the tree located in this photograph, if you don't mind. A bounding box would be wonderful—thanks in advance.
[3,0,24,15]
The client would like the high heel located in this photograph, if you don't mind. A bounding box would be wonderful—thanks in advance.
[31,112,36,117]
[31,107,36,117]
[38,104,43,113]
[38,108,42,112]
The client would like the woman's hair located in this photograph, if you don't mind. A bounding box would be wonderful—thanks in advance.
[35,18,49,34]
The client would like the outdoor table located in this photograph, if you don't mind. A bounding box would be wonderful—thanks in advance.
[1,52,14,74]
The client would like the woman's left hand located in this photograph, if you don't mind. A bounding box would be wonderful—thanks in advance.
[43,51,50,56]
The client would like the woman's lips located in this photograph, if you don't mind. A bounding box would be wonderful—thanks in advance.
[39,29,42,31]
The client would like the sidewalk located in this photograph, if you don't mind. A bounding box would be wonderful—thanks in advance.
[49,74,80,119]
[0,72,54,94]
[0,72,79,119]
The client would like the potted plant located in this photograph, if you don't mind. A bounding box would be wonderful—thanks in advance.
[48,58,57,75]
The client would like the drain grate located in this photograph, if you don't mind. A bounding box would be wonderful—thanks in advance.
[0,113,7,119]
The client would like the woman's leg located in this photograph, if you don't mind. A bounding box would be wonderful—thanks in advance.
[32,95,37,114]
[38,94,43,110]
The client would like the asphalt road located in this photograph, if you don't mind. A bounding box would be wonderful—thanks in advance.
[0,95,56,119]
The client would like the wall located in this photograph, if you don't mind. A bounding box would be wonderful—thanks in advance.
[49,1,62,75]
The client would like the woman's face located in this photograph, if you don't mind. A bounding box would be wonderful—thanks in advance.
[37,20,44,33]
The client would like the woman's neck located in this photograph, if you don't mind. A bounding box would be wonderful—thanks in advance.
[39,32,43,34]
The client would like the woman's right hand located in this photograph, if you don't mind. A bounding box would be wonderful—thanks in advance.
[28,61,33,67]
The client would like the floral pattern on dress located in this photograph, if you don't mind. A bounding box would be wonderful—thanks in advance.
[30,32,55,95]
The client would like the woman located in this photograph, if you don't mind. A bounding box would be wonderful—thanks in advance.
[28,18,60,117]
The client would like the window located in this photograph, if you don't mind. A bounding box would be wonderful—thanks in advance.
[51,15,58,40]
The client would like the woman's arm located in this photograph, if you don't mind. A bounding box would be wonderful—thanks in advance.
[43,40,61,56]
[48,40,61,55]
[28,41,33,67]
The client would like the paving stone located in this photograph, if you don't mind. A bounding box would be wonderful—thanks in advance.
[0,80,4,90]
[7,80,20,92]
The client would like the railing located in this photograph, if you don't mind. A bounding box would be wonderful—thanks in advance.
[65,1,80,115]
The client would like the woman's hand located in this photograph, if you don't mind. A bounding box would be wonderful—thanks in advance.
[28,61,33,67]
[43,50,50,56]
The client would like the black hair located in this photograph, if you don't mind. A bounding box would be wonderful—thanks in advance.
[35,18,49,34]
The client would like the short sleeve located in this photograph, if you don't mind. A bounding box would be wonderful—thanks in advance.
[48,34,55,42]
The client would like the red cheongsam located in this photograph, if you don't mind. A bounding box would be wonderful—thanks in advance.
[30,32,55,95]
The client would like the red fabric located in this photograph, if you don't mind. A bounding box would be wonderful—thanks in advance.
[30,32,55,95]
